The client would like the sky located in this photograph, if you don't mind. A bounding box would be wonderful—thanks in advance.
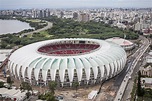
[0,0,152,10]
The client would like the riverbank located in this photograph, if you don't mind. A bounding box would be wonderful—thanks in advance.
[0,19,34,35]
[21,21,53,37]
[0,17,49,35]
[0,18,53,49]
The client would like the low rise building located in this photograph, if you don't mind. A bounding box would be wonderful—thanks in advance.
[106,37,134,51]
[140,65,152,77]
[0,88,27,101]
[146,51,152,63]
[0,49,12,65]
[141,78,152,88]
[142,28,152,36]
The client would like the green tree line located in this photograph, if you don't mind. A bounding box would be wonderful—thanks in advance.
[0,16,139,49]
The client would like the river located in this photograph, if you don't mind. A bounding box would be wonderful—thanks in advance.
[0,19,33,35]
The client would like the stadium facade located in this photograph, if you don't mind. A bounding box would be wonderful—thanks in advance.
[106,37,134,51]
[8,38,127,87]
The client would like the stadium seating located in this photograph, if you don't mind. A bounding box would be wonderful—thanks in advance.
[38,43,100,55]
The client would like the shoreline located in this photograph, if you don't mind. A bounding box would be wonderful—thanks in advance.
[0,19,34,35]
[21,21,52,37]
[0,18,52,36]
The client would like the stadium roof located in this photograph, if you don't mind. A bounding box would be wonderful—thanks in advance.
[8,38,126,84]
[106,37,133,46]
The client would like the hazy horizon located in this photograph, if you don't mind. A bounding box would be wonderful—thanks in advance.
[0,0,152,10]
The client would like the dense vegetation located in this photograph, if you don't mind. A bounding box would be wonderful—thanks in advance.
[17,18,47,30]
[0,82,4,88]
[0,16,47,34]
[38,81,57,101]
[44,16,138,39]
[38,92,57,101]
[150,44,152,50]
[135,71,152,101]
[131,77,137,101]
[0,16,139,49]
[137,88,152,101]
[137,71,145,97]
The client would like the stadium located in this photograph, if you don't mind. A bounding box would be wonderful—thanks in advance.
[8,38,127,87]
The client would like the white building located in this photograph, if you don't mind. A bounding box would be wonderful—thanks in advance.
[146,51,152,63]
[106,37,134,51]
[78,13,90,22]
[0,49,12,65]
[140,65,152,77]
[0,88,26,101]
[8,38,126,87]
[141,78,152,88]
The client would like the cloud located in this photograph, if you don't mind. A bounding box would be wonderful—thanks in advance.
[0,0,151,9]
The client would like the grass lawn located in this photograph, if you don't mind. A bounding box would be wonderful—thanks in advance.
[26,19,41,22]
[39,30,54,38]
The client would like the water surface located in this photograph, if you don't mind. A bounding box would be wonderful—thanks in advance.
[0,19,33,35]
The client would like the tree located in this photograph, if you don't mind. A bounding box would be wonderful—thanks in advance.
[20,82,32,92]
[0,94,3,100]
[150,34,152,38]
[141,88,145,100]
[73,81,79,93]
[20,82,32,99]
[48,81,57,95]
[150,45,152,50]
[134,40,141,47]
[0,82,4,88]
[137,71,141,96]
[46,93,56,101]
[26,92,31,99]
[0,41,7,49]
[142,80,145,84]
[137,71,144,97]
[39,92,56,101]
[7,76,13,87]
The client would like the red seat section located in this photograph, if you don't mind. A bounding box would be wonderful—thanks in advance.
[38,43,100,55]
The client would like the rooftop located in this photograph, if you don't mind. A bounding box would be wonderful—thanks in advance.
[0,49,12,62]
[141,78,152,84]
[106,37,133,46]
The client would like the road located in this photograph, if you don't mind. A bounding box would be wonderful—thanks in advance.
[122,37,151,101]
[122,60,142,101]
[114,36,151,101]
[114,57,135,87]
[21,21,53,37]
[109,36,144,87]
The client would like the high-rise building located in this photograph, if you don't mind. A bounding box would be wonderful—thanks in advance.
[39,10,43,18]
[78,13,90,22]
[73,12,78,20]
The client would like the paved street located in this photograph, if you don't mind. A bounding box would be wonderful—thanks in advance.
[114,36,151,101]
[122,42,151,100]
[21,21,53,37]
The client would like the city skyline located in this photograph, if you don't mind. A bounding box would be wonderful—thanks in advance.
[0,0,152,10]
